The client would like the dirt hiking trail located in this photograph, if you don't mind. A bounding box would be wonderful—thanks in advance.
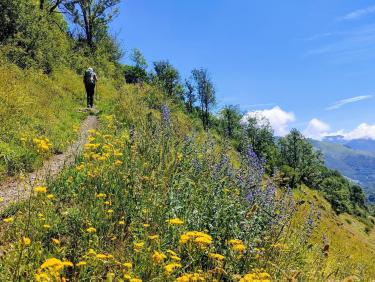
[0,115,98,212]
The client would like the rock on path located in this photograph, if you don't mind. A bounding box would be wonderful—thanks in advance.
[0,115,98,212]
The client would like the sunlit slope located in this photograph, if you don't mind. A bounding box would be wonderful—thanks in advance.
[295,186,375,278]
[0,60,119,181]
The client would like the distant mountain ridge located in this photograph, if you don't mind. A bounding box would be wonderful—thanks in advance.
[323,135,375,153]
[310,137,375,200]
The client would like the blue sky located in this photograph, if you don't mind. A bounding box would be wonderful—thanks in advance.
[111,0,375,139]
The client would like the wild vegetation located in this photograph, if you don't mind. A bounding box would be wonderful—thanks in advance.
[0,0,375,281]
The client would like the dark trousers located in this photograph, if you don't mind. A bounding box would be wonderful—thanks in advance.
[85,84,95,108]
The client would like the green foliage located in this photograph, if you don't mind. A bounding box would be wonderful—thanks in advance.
[240,116,277,173]
[319,169,367,215]
[0,0,70,73]
[279,129,324,188]
[191,68,216,130]
[131,48,148,70]
[62,0,120,48]
[219,105,242,139]
[152,60,181,99]
[183,78,196,113]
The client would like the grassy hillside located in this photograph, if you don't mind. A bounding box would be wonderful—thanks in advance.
[1,82,374,281]
[0,60,84,179]
[294,187,375,279]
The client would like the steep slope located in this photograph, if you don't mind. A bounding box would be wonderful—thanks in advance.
[294,186,375,279]
[0,83,374,281]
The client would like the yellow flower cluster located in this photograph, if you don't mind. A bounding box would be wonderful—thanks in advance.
[164,262,182,273]
[228,239,246,253]
[166,217,184,225]
[133,241,145,252]
[86,227,96,233]
[34,186,47,194]
[208,253,225,261]
[3,217,14,223]
[21,237,31,246]
[35,258,73,281]
[179,231,213,246]
[33,138,52,153]
[239,271,271,282]
[152,251,167,264]
[176,272,205,281]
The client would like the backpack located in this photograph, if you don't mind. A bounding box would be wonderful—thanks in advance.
[84,69,96,86]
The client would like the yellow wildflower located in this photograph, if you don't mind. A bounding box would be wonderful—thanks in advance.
[87,249,96,256]
[152,251,167,264]
[115,160,123,166]
[96,193,107,198]
[179,231,212,246]
[76,261,87,267]
[228,239,246,253]
[171,255,181,261]
[43,224,51,229]
[166,218,184,225]
[209,253,225,261]
[3,217,14,223]
[239,271,271,282]
[143,223,150,227]
[130,279,142,282]
[107,209,114,214]
[123,262,133,269]
[133,242,144,252]
[40,258,73,271]
[96,254,110,260]
[167,249,178,256]
[34,186,47,193]
[21,237,31,246]
[47,194,54,199]
[176,272,205,281]
[52,238,61,245]
[148,234,159,240]
[86,227,96,233]
[164,262,182,273]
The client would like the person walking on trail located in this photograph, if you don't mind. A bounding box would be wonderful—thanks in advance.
[84,67,97,108]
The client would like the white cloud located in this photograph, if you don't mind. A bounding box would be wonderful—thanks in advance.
[326,95,372,110]
[340,123,375,140]
[242,106,295,136]
[338,5,375,21]
[303,118,330,140]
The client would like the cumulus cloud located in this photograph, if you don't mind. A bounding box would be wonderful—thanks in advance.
[242,106,295,136]
[340,123,375,140]
[326,95,372,110]
[303,118,330,140]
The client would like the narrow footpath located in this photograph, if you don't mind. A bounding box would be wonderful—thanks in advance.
[0,115,98,212]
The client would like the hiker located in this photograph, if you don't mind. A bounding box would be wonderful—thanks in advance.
[83,67,97,108]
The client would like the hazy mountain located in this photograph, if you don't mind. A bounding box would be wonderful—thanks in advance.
[322,136,375,153]
[310,139,375,199]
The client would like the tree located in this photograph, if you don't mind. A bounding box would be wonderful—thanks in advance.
[240,116,278,173]
[184,79,195,113]
[279,129,323,188]
[152,60,180,98]
[220,105,241,138]
[191,68,216,130]
[130,48,147,70]
[62,0,120,48]
[39,0,63,12]
[124,49,148,84]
